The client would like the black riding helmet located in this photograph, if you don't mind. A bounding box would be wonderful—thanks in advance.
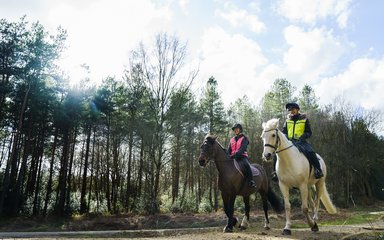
[231,123,243,132]
[286,102,300,110]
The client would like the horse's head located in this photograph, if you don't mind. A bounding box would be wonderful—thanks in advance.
[198,134,217,167]
[261,118,280,161]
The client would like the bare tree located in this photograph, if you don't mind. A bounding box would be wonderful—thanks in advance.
[132,32,196,213]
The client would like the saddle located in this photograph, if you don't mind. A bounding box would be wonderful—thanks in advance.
[293,141,320,172]
[233,159,260,177]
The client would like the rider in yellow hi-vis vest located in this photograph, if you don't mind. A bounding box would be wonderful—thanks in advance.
[271,103,324,181]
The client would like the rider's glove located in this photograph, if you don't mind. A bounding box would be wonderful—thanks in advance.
[234,152,242,159]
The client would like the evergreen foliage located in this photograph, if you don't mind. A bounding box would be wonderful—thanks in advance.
[0,17,383,217]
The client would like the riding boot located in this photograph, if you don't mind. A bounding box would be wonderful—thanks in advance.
[308,152,323,179]
[243,159,256,188]
[271,154,278,182]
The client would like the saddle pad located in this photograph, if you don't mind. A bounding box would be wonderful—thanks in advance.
[233,159,260,177]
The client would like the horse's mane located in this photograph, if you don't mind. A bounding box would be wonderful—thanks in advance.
[263,118,279,130]
[204,134,230,157]
[263,119,292,145]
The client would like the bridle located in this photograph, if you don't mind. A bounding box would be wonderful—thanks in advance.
[200,139,235,163]
[263,128,293,154]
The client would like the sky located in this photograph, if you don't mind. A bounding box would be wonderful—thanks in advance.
[1,0,384,116]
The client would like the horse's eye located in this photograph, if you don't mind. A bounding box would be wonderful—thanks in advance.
[272,134,276,137]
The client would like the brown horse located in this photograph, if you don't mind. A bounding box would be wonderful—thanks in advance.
[198,134,283,233]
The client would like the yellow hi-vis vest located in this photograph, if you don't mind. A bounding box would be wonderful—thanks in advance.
[286,118,307,140]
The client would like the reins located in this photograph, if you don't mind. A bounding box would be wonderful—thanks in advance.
[203,139,235,163]
[263,128,293,154]
[213,140,234,162]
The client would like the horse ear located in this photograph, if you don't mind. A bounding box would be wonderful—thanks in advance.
[262,122,266,129]
[272,118,279,128]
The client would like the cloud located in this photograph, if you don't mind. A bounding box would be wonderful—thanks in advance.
[178,0,189,14]
[198,27,268,105]
[47,0,172,83]
[282,25,345,85]
[276,0,352,28]
[216,2,266,33]
[315,57,384,111]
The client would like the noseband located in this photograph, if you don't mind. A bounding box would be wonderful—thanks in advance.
[263,128,293,154]
[263,128,279,149]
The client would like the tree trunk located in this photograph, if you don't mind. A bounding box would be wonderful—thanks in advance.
[80,125,92,213]
[55,128,70,216]
[172,136,181,203]
[43,127,58,216]
[65,128,77,214]
[87,127,96,212]
[125,129,134,211]
[32,154,43,216]
[0,83,30,216]
[8,131,31,216]
[131,137,144,211]
[103,114,111,213]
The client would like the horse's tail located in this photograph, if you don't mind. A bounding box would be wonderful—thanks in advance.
[267,186,284,214]
[318,180,337,214]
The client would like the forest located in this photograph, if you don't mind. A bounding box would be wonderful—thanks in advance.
[0,17,383,218]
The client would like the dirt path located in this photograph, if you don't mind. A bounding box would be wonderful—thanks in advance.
[137,222,384,240]
[0,222,383,240]
[1,208,383,239]
[159,223,384,240]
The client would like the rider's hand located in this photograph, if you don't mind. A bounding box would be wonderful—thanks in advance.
[234,152,241,159]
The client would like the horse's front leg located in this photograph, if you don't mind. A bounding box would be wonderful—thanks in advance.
[261,191,270,230]
[279,183,292,235]
[240,196,250,230]
[299,184,318,232]
[222,192,237,233]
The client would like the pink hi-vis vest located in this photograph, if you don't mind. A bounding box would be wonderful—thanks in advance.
[230,136,248,157]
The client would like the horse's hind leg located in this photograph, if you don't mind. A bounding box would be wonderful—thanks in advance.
[240,196,250,230]
[299,184,318,232]
[261,192,270,230]
[308,185,319,220]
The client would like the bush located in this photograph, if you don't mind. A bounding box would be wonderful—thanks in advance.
[160,192,199,213]
[198,197,213,213]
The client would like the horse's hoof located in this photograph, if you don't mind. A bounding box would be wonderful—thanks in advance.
[311,222,319,232]
[282,229,291,235]
[223,226,233,233]
[240,226,247,231]
[264,226,270,230]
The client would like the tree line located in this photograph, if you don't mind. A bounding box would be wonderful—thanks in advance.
[0,17,383,217]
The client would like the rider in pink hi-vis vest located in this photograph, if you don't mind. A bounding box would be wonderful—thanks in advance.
[228,123,256,188]
[230,136,248,157]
